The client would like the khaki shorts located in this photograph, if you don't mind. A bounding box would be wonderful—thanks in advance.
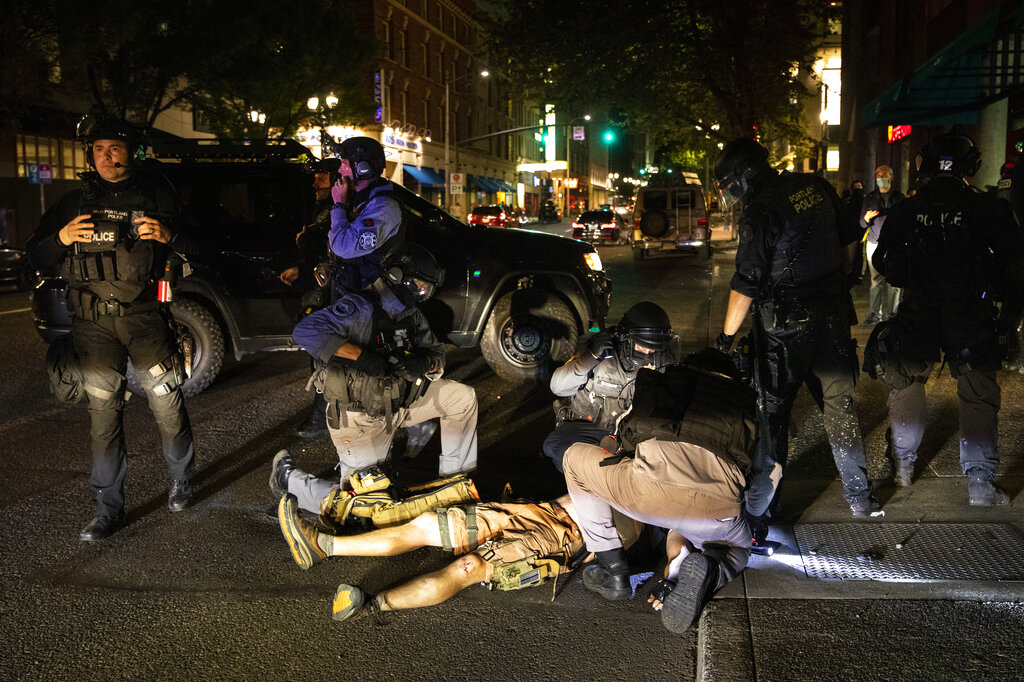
[438,502,583,567]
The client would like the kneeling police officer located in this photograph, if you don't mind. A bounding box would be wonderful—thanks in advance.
[275,243,478,515]
[27,112,197,541]
[544,302,676,472]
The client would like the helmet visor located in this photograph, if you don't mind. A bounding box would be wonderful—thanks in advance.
[715,176,746,210]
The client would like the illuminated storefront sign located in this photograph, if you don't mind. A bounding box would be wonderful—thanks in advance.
[888,125,912,143]
[383,133,421,153]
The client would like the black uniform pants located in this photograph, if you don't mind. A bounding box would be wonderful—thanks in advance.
[72,308,194,518]
[747,310,870,516]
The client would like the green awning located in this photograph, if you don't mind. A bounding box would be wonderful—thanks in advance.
[861,4,1024,127]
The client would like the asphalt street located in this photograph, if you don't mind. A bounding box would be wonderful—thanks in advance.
[0,232,1021,681]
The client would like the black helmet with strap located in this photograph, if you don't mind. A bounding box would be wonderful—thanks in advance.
[714,138,770,209]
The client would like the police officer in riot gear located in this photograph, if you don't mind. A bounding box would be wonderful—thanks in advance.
[326,136,404,297]
[275,243,479,515]
[26,112,197,541]
[872,132,1023,505]
[713,137,876,524]
[544,301,677,472]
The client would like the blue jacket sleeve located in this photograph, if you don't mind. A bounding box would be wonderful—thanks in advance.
[328,194,402,259]
[292,296,372,364]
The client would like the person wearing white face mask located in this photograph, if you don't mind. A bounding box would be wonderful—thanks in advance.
[860,165,905,325]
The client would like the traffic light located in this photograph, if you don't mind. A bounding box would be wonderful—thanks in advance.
[603,129,615,143]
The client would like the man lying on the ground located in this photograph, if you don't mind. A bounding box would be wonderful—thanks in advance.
[276,492,641,621]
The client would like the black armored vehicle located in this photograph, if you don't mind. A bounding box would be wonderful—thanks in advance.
[31,139,611,394]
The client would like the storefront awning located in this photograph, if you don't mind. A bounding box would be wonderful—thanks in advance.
[492,178,515,192]
[861,5,1024,127]
[403,164,444,187]
[468,174,497,192]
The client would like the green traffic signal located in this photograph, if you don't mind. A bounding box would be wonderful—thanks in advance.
[603,130,615,143]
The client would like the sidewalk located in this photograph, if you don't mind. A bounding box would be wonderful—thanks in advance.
[700,474,1024,681]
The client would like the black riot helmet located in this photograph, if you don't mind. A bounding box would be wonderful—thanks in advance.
[76,110,145,168]
[338,136,387,181]
[616,301,676,371]
[382,243,446,304]
[714,138,771,209]
[918,132,981,178]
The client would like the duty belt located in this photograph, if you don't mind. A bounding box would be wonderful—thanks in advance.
[72,289,161,318]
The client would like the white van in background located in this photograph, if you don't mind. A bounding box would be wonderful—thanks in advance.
[630,171,712,260]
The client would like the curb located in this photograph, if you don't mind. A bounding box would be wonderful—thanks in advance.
[697,598,756,681]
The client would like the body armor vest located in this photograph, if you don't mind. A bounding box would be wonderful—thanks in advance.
[62,175,170,304]
[569,360,636,430]
[618,365,757,475]
[756,172,843,300]
[319,292,423,424]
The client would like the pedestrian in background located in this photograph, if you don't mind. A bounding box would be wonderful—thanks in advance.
[861,165,905,325]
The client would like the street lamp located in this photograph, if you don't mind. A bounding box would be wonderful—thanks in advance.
[445,69,489,211]
[307,93,339,158]
[565,114,590,219]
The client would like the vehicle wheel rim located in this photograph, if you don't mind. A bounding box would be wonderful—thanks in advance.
[499,316,552,366]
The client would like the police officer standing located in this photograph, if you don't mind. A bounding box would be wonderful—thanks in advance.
[326,136,404,297]
[278,158,340,440]
[544,301,676,472]
[272,244,478,515]
[27,113,196,541]
[712,138,876,524]
[872,132,1023,505]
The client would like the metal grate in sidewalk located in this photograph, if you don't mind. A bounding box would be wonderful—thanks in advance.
[793,523,1024,582]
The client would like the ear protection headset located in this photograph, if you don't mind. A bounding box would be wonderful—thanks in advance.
[353,159,375,180]
[339,136,386,181]
[918,132,981,178]
[77,112,145,169]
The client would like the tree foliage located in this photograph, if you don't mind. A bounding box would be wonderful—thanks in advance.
[485,0,834,161]
[4,0,378,138]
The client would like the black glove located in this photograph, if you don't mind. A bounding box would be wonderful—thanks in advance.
[392,350,433,381]
[587,330,615,359]
[715,332,735,354]
[351,348,389,376]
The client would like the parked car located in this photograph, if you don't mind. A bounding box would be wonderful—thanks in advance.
[0,247,37,290]
[630,171,712,260]
[571,209,629,245]
[538,200,561,224]
[467,204,512,228]
[31,139,612,393]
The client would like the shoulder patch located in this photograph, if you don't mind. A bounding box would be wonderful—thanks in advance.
[357,231,378,250]
[362,218,375,227]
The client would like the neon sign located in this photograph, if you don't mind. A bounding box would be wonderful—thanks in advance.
[887,125,912,143]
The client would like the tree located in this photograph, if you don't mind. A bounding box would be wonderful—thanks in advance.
[3,0,378,138]
[485,0,833,159]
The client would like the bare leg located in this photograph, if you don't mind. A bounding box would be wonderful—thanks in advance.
[327,512,442,557]
[378,553,490,611]
[648,531,693,611]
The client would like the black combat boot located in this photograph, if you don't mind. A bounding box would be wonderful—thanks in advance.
[967,469,1009,506]
[80,514,124,541]
[582,547,631,600]
[661,553,720,634]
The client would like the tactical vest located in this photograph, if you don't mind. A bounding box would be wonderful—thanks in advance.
[568,359,636,430]
[62,176,171,306]
[756,172,843,301]
[317,292,423,427]
[329,184,406,297]
[618,365,757,475]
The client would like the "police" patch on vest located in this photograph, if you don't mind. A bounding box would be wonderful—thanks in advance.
[358,231,378,250]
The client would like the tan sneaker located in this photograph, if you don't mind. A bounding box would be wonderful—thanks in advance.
[278,494,330,569]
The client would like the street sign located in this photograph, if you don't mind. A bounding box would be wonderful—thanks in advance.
[450,172,463,195]
[572,126,586,141]
[27,164,39,184]
[38,164,52,183]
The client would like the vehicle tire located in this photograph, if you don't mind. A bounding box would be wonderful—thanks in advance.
[639,210,669,238]
[480,290,579,383]
[126,299,226,398]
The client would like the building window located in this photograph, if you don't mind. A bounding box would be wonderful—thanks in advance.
[400,90,407,123]
[383,22,391,60]
[16,134,88,180]
[422,98,429,128]
[437,106,444,140]
[398,30,407,68]
[435,54,443,83]
[192,108,213,134]
[436,6,443,29]
[421,43,428,75]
